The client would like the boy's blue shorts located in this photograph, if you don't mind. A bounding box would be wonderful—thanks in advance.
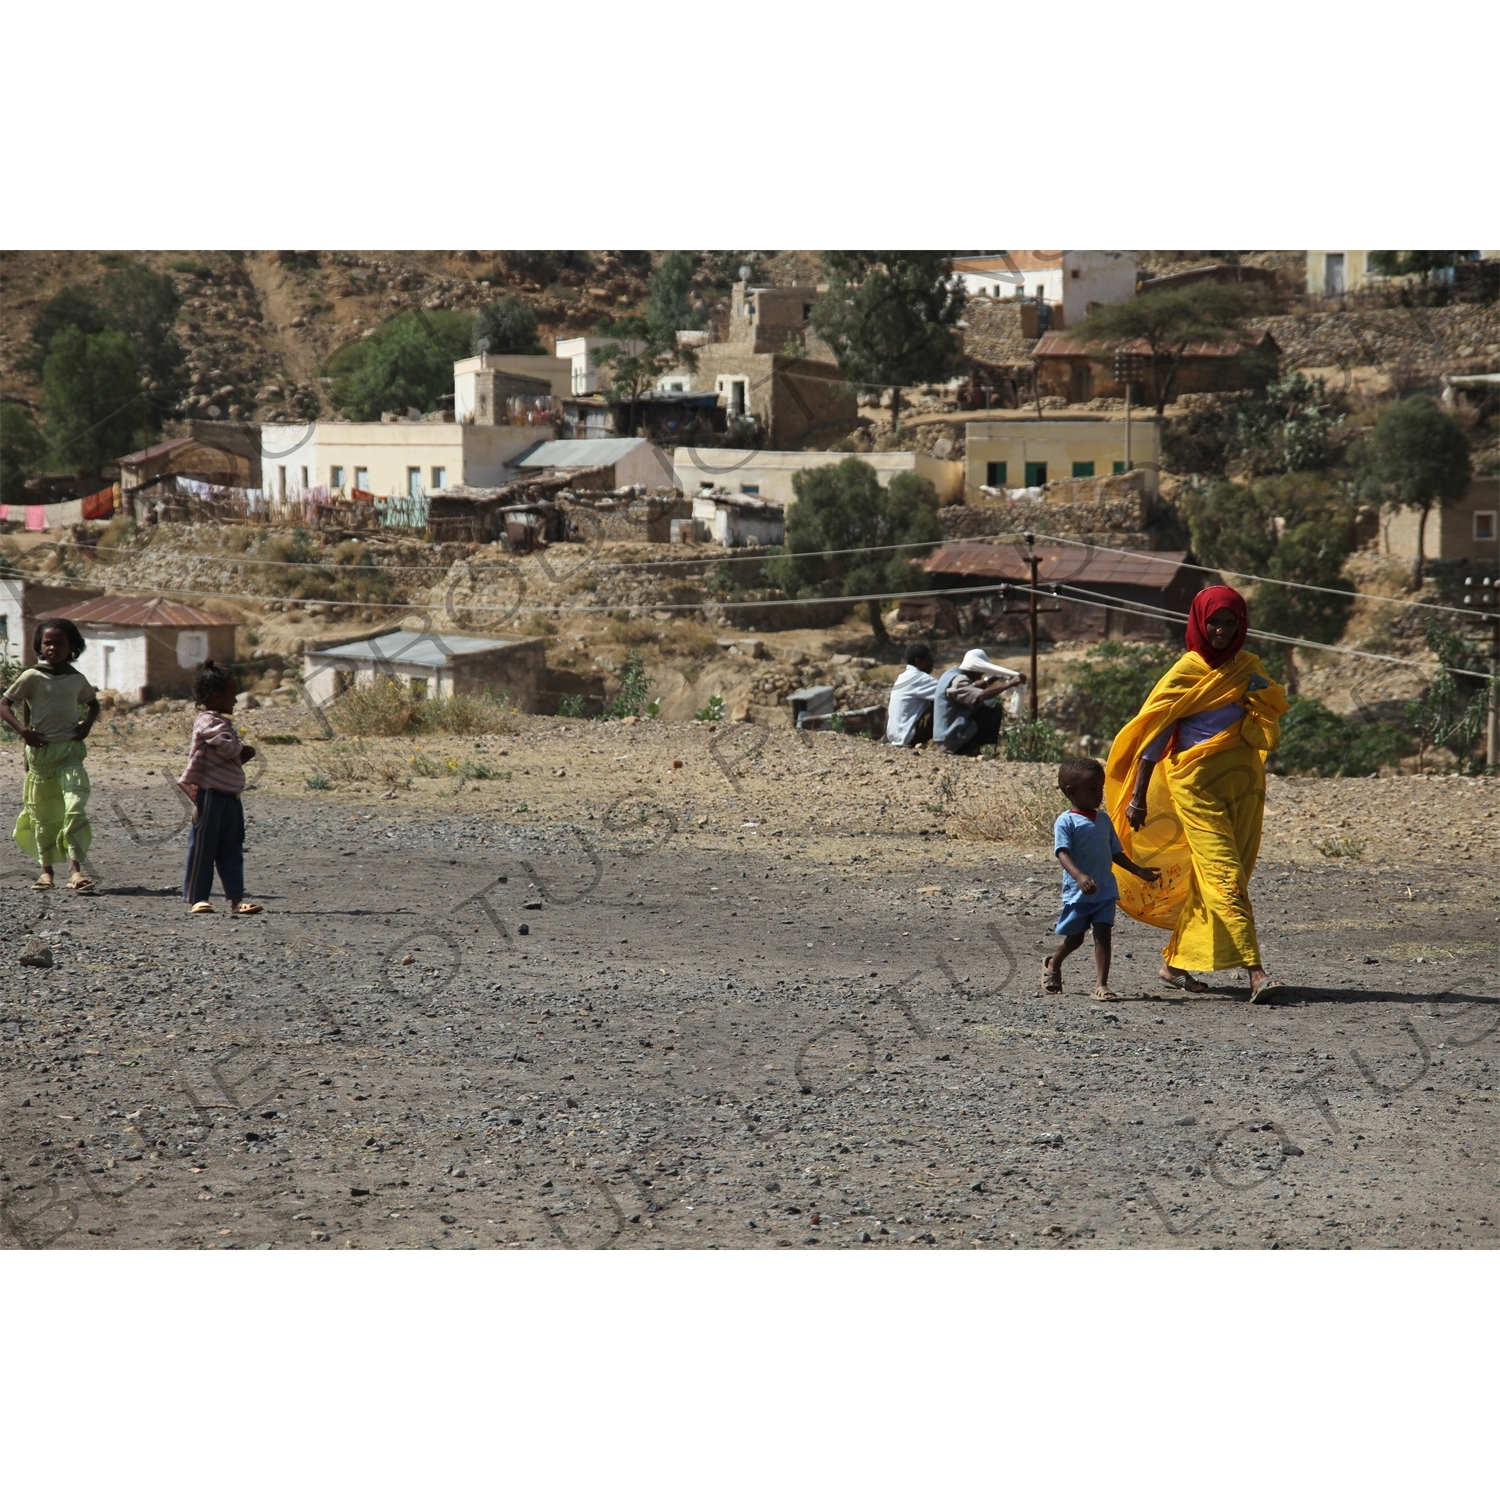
[1056,894,1117,936]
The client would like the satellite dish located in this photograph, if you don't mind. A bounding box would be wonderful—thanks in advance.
[738,265,751,282]
[476,336,491,354]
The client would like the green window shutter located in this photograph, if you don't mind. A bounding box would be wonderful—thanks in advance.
[985,461,1007,486]
[1024,462,1047,487]
[1112,461,1127,474]
[1071,461,1095,478]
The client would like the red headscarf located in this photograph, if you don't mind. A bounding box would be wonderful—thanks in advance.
[1186,585,1248,669]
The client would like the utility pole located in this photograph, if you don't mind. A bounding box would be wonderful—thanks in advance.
[1114,349,1146,472]
[995,532,1062,722]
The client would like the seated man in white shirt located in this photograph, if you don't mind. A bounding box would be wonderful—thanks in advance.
[886,644,939,747]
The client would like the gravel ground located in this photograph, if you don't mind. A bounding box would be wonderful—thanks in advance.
[1,716,1495,1251]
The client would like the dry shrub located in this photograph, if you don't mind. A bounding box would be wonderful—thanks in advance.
[608,617,660,646]
[520,613,558,637]
[328,678,416,736]
[418,690,518,735]
[672,624,719,659]
[304,739,406,785]
[951,765,1068,845]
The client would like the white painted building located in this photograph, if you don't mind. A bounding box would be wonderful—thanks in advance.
[672,447,964,508]
[302,630,545,713]
[555,336,647,396]
[46,595,237,704]
[690,494,786,548]
[951,252,1137,327]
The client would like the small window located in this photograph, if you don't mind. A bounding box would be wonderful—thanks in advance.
[1072,461,1095,478]
[985,461,1007,487]
[354,467,369,492]
[176,631,209,669]
[432,466,446,491]
[407,467,421,499]
[277,465,287,499]
[740,484,760,495]
[330,465,345,489]
[408,676,428,700]
[479,393,488,414]
[1476,511,1498,542]
[1113,461,1128,474]
[1070,268,1080,279]
[300,466,309,489]
[1024,462,1047,487]
[802,304,813,320]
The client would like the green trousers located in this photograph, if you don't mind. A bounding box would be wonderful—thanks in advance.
[13,739,92,867]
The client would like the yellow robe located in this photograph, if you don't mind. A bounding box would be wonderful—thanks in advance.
[1104,650,1288,972]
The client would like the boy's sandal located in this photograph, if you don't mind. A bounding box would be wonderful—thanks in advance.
[32,873,54,890]
[1042,956,1063,994]
[1159,967,1209,993]
[230,901,263,915]
[1250,978,1287,1004]
[1092,986,1121,1000]
[189,901,215,915]
[67,873,95,892]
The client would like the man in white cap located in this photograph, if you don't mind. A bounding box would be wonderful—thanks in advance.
[931,648,1024,756]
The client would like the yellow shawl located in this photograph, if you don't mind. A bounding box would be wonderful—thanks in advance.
[1104,649,1288,930]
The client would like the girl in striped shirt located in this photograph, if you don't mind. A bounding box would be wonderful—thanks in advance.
[179,661,262,915]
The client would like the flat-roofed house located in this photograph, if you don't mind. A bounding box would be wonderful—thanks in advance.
[302,630,547,713]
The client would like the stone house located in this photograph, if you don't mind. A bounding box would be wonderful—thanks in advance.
[1033,330,1279,406]
[0,580,105,667]
[303,630,547,713]
[951,252,1138,328]
[1379,477,1500,570]
[964,418,1160,499]
[661,281,856,449]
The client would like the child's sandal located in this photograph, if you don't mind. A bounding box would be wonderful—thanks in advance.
[230,901,263,916]
[32,872,54,891]
[189,901,215,915]
[1042,956,1063,994]
[67,872,95,892]
[1092,985,1121,1000]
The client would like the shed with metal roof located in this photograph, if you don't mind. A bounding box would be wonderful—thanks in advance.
[302,629,547,713]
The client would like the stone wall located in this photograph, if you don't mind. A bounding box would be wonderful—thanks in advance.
[940,470,1151,544]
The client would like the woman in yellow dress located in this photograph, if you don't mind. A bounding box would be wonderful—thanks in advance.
[1105,586,1289,1001]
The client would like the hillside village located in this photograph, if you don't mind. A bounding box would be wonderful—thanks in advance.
[1,248,1496,779]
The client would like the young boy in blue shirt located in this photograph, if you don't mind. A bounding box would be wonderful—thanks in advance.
[1044,757,1159,998]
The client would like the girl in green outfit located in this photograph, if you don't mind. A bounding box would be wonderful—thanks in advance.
[1,618,100,891]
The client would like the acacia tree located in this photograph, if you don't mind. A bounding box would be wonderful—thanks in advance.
[1357,396,1471,587]
[1075,283,1265,415]
[809,253,965,435]
[768,458,940,644]
[647,251,697,329]
[472,297,542,354]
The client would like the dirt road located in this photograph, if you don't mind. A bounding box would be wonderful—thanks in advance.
[1,716,1494,1250]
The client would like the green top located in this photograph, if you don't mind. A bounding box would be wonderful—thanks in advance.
[4,664,97,743]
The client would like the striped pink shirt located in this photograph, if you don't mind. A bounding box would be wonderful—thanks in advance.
[179,710,246,797]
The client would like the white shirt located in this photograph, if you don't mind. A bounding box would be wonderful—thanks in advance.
[886,665,939,745]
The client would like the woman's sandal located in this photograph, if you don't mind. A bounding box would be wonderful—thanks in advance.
[67,872,95,892]
[230,901,263,916]
[1250,977,1287,1004]
[1159,967,1209,994]
[32,872,53,891]
[189,901,215,915]
[1042,956,1063,994]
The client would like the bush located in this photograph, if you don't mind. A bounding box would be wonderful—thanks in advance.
[603,654,653,718]
[473,298,542,355]
[556,694,587,719]
[326,679,517,737]
[695,694,726,722]
[1001,719,1071,762]
[1269,697,1409,777]
[1063,640,1178,739]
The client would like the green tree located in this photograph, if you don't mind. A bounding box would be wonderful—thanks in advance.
[327,310,473,421]
[1181,473,1355,690]
[809,253,965,434]
[1270,698,1409,777]
[473,297,542,354]
[647,251,697,330]
[1402,617,1491,771]
[42,327,147,474]
[100,259,184,400]
[1075,283,1266,415]
[26,284,110,373]
[1368,251,1466,282]
[1,403,46,502]
[1355,395,1471,588]
[1063,640,1179,738]
[767,457,940,643]
[590,314,694,433]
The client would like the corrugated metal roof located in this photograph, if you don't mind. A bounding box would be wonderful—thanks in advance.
[517,438,649,468]
[47,594,237,627]
[1034,329,1278,359]
[307,630,519,669]
[921,544,1190,590]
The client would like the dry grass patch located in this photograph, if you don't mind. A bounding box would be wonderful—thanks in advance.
[951,765,1069,845]
[326,679,518,737]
